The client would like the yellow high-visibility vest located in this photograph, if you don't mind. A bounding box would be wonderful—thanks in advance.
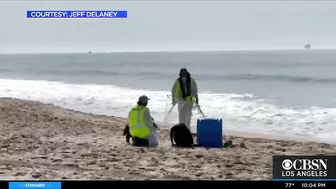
[128,105,150,139]
[174,79,194,103]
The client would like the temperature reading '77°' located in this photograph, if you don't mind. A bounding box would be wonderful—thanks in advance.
[286,183,295,188]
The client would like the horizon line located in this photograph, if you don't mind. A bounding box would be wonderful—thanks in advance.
[1,48,336,55]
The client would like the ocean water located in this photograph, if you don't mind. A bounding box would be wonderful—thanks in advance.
[0,50,336,143]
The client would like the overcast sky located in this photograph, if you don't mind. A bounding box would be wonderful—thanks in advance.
[0,1,335,53]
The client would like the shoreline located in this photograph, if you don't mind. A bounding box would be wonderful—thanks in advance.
[222,130,335,145]
[0,95,334,145]
[0,97,335,180]
[137,118,336,146]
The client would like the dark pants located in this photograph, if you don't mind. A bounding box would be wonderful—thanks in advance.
[133,137,149,147]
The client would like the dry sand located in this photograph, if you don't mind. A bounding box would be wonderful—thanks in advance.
[0,97,335,180]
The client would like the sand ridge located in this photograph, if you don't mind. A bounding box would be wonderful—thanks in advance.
[0,98,335,180]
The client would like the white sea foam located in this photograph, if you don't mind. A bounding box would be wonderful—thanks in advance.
[0,78,335,144]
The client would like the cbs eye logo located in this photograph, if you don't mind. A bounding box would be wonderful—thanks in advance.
[282,159,293,170]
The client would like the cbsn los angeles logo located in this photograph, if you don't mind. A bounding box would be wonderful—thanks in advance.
[281,158,328,177]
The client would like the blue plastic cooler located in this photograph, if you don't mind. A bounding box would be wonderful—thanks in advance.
[197,118,223,148]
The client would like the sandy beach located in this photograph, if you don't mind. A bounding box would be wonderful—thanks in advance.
[0,97,335,180]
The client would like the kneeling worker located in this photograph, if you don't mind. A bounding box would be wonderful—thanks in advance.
[128,95,159,147]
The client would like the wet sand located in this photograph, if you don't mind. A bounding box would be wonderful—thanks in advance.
[0,98,335,180]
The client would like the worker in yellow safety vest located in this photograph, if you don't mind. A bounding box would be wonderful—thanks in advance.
[171,68,199,130]
[128,95,159,147]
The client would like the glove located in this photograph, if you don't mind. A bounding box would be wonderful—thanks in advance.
[154,123,159,130]
[195,98,199,105]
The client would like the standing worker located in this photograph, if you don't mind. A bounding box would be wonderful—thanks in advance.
[171,68,199,130]
[128,95,159,147]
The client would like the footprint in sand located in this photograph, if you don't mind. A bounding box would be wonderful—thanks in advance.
[14,172,26,176]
